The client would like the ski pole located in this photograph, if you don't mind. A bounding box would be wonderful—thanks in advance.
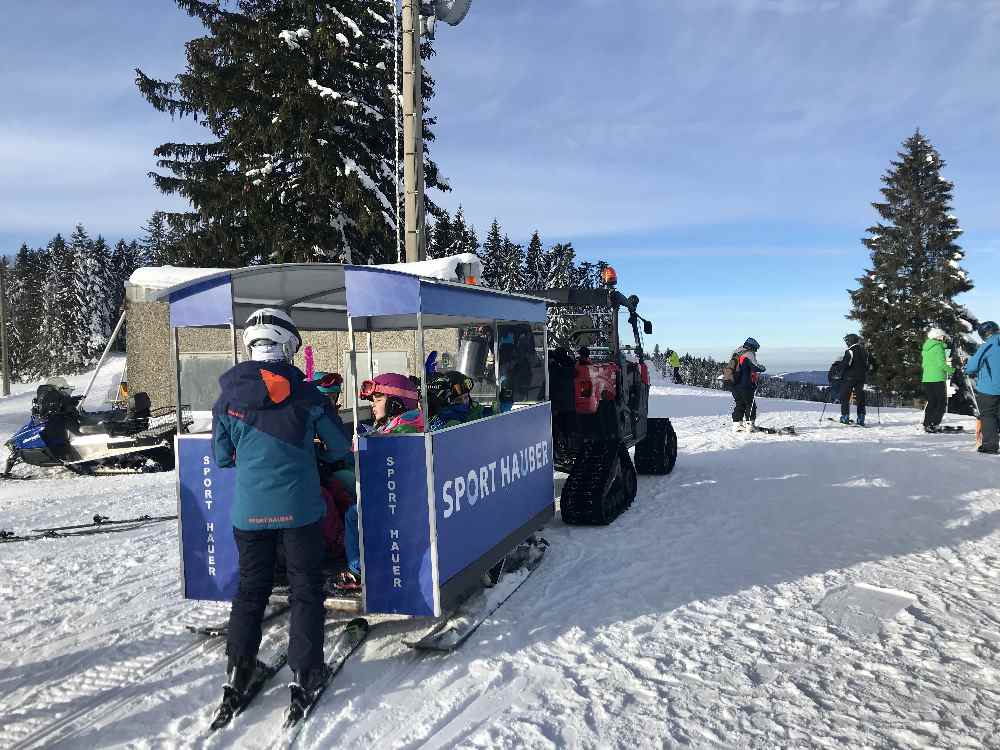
[875,386,882,425]
[819,381,835,423]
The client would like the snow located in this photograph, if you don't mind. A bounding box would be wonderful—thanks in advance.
[3,376,999,748]
[308,79,342,100]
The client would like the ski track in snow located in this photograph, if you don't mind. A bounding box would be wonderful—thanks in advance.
[2,380,1000,748]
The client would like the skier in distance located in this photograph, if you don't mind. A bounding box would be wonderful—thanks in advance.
[731,338,766,431]
[838,334,869,426]
[921,328,955,433]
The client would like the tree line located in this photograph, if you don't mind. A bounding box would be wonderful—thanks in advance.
[2,225,150,380]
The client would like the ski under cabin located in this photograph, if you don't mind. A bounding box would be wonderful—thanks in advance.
[151,260,555,619]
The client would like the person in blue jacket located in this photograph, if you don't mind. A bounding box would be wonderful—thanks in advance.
[965,321,1000,454]
[212,308,351,709]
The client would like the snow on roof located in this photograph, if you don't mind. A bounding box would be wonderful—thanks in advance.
[125,254,485,302]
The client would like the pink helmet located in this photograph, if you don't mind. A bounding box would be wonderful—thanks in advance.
[359,373,420,412]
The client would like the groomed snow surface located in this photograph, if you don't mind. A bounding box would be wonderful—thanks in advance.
[2,378,999,748]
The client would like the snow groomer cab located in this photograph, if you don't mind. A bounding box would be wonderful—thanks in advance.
[161,257,554,621]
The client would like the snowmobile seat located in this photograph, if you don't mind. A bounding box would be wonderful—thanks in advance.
[32,385,77,419]
[126,392,152,420]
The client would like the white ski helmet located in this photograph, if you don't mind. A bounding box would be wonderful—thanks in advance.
[242,308,302,361]
[927,327,948,341]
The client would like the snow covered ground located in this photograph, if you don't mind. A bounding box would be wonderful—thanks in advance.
[2,377,998,749]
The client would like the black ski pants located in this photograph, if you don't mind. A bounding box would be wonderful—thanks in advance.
[227,521,326,673]
[976,391,1000,452]
[672,367,683,384]
[732,388,757,423]
[840,379,866,421]
[923,381,948,428]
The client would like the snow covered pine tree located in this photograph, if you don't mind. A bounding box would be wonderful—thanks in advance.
[848,130,977,401]
[136,0,447,266]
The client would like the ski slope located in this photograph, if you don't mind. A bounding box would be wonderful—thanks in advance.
[2,378,997,749]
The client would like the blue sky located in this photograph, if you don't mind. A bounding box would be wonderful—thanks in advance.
[2,1,999,370]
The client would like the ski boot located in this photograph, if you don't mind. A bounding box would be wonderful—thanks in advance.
[839,415,851,425]
[286,664,333,725]
[924,424,939,433]
[211,656,258,729]
[856,417,865,427]
[731,421,746,433]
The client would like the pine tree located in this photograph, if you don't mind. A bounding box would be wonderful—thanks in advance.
[136,0,447,267]
[72,228,113,363]
[37,234,83,375]
[523,230,544,290]
[139,212,174,266]
[428,208,457,259]
[498,236,525,292]
[8,244,47,380]
[480,219,504,289]
[542,242,578,347]
[109,239,147,350]
[848,131,976,399]
[451,205,479,255]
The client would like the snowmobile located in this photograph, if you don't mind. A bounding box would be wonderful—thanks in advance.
[2,378,176,478]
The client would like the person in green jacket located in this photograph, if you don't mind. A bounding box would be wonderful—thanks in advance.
[921,328,955,433]
[666,349,683,384]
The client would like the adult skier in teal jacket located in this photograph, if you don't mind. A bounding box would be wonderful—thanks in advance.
[212,308,351,719]
[966,321,1000,454]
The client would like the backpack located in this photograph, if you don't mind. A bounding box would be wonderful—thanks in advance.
[828,360,845,385]
[721,352,740,389]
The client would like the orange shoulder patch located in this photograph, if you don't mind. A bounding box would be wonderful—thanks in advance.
[260,369,291,404]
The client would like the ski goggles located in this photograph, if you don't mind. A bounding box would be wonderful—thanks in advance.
[359,380,419,402]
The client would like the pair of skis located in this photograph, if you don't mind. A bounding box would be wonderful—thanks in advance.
[749,424,797,436]
[209,617,370,744]
[407,537,548,652]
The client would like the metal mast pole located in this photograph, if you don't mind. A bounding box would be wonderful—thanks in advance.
[402,0,426,262]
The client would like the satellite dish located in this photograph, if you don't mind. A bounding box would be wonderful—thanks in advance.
[433,0,472,26]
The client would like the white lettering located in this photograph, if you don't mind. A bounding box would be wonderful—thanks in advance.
[386,456,395,467]
[204,489,213,499]
[442,480,454,519]
[208,555,215,565]
[488,462,497,492]
[387,468,395,477]
[454,474,466,513]
[203,478,212,488]
[511,453,521,481]
[479,466,491,498]
[500,457,510,487]
[392,565,400,575]
[209,566,216,576]
[393,577,402,588]
[203,455,211,465]
[203,467,211,476]
[466,470,479,506]
[390,529,399,539]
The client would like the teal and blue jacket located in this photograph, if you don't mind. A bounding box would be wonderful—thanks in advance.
[966,337,1000,396]
[212,361,351,531]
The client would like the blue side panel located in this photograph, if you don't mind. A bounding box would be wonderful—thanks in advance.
[357,435,435,616]
[420,283,547,323]
[170,276,233,328]
[177,436,239,601]
[431,404,554,583]
[345,267,421,318]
